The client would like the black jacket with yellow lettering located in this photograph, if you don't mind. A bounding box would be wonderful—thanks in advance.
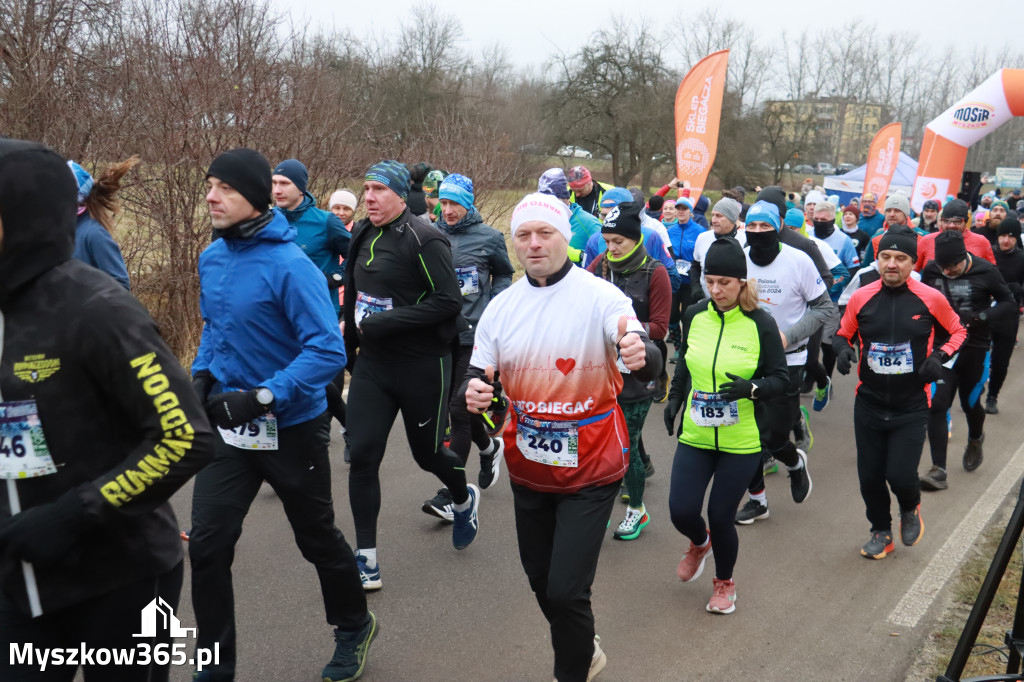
[0,139,214,615]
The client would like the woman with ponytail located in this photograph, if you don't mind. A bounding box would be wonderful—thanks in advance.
[67,156,139,290]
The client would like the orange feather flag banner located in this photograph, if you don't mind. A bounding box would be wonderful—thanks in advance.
[673,50,729,207]
[862,122,902,202]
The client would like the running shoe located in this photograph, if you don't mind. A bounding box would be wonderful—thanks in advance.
[322,611,378,682]
[900,504,924,547]
[452,484,480,550]
[860,531,895,559]
[421,488,454,523]
[789,449,812,503]
[613,505,650,540]
[677,533,712,582]
[589,635,606,681]
[762,455,778,475]
[355,553,382,591]
[795,406,813,452]
[986,396,999,414]
[963,434,984,472]
[670,350,679,364]
[478,437,504,490]
[706,578,737,614]
[812,377,831,412]
[735,499,769,525]
[919,465,948,491]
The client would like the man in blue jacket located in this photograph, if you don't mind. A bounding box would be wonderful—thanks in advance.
[189,149,375,682]
[272,158,351,316]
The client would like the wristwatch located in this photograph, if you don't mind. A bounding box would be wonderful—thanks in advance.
[749,382,759,400]
[255,387,275,409]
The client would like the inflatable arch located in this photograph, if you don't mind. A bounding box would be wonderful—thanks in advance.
[911,69,1024,211]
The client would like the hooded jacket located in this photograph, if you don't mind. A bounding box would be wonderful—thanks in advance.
[436,210,515,346]
[0,139,214,615]
[192,209,346,428]
[278,191,350,314]
[73,212,131,290]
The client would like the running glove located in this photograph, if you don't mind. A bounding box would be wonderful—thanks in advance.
[719,373,754,402]
[664,396,682,436]
[0,487,90,565]
[918,350,948,384]
[192,370,217,402]
[205,389,268,429]
[835,343,857,375]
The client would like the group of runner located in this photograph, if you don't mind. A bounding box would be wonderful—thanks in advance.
[3,140,1024,682]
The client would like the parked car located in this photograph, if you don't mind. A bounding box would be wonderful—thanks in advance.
[793,164,815,174]
[556,146,593,159]
[815,162,835,175]
[836,163,856,174]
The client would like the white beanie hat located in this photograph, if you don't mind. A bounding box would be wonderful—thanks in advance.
[329,189,358,210]
[804,190,827,205]
[510,193,572,243]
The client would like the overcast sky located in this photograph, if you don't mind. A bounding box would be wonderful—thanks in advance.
[276,0,1019,71]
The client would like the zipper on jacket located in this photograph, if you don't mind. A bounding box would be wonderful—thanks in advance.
[366,227,384,266]
[711,310,726,450]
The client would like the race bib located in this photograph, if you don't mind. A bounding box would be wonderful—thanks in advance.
[675,259,691,276]
[0,400,58,479]
[455,266,480,296]
[354,291,393,328]
[515,413,578,467]
[689,390,739,427]
[218,414,279,450]
[867,341,913,375]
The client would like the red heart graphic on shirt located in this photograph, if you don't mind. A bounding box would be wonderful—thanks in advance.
[555,358,576,376]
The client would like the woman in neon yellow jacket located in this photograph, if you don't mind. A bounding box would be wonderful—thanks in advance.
[663,237,789,615]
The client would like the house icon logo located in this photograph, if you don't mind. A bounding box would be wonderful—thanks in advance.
[132,597,197,638]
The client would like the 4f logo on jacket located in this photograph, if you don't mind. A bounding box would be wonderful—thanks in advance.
[13,354,61,383]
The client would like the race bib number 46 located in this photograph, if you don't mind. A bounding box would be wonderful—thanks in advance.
[0,400,57,479]
[515,414,578,468]
[455,266,480,296]
[867,341,913,375]
[689,390,739,427]
[354,291,393,328]
[218,414,279,450]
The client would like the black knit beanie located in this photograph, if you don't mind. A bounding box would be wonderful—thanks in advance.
[704,237,747,279]
[206,148,273,212]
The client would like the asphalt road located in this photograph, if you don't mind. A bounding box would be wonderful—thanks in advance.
[162,345,1024,682]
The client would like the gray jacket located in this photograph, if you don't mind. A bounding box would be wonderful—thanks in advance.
[436,212,515,345]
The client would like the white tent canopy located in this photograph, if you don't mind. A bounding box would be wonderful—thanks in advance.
[823,152,919,205]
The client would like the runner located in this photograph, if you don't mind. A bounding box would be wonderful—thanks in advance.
[915,199,941,232]
[464,192,662,682]
[567,166,613,218]
[862,194,927,265]
[67,157,137,290]
[988,218,1024,414]
[666,197,707,361]
[423,169,447,220]
[588,201,671,540]
[272,159,350,316]
[839,204,871,264]
[918,230,1015,490]
[665,237,789,613]
[856,192,884,235]
[732,201,828,524]
[537,167,601,265]
[329,189,358,228]
[976,200,1010,246]
[326,188,358,460]
[188,148,376,681]
[834,231,966,559]
[689,197,746,300]
[914,199,995,272]
[0,139,213,682]
[421,173,513,521]
[344,161,479,591]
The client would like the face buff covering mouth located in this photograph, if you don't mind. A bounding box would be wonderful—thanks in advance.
[746,229,780,267]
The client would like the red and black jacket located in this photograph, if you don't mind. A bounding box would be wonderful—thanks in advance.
[835,278,966,411]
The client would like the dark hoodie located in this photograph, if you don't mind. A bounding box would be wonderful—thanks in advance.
[692,194,710,229]
[0,140,214,615]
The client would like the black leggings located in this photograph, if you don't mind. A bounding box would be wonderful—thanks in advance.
[988,319,1018,399]
[748,365,802,494]
[325,370,347,428]
[669,443,760,581]
[855,398,927,532]
[347,354,469,548]
[927,345,988,468]
[668,286,692,345]
[449,344,492,463]
[803,328,828,388]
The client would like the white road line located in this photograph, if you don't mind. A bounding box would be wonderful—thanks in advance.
[887,439,1024,628]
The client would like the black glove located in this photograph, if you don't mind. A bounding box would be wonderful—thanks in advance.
[918,350,948,384]
[664,396,682,436]
[836,344,857,375]
[719,373,754,402]
[326,271,344,289]
[192,370,217,402]
[205,389,268,429]
[0,488,90,565]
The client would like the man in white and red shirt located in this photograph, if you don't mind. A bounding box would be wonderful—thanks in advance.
[465,193,662,682]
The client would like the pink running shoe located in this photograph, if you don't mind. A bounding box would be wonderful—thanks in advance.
[677,533,712,583]
[706,578,736,614]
